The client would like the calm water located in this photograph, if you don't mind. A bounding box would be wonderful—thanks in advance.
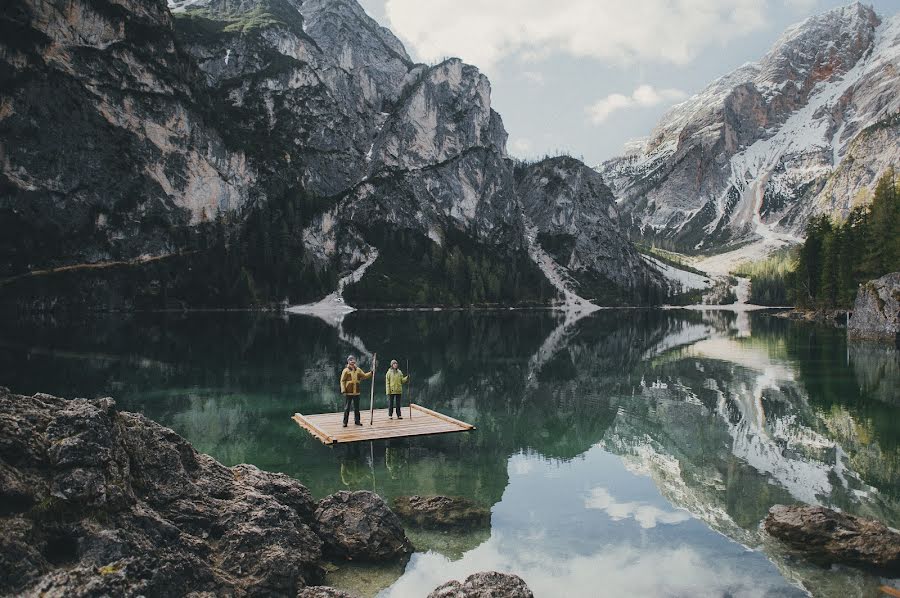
[1,309,898,597]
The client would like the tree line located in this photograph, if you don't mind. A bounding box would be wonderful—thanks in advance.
[794,168,899,308]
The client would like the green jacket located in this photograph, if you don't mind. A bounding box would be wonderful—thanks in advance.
[385,368,409,395]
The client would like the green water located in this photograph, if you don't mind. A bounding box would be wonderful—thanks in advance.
[1,309,898,597]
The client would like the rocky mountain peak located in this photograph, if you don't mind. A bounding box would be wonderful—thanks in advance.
[758,2,879,89]
[599,2,899,254]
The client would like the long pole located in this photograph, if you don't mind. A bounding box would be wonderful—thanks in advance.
[369,353,377,425]
[407,358,412,419]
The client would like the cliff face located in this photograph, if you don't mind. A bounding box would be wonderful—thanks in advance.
[1,0,667,308]
[600,4,900,252]
[516,156,666,303]
[1,0,256,270]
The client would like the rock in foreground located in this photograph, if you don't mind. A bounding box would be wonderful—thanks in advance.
[393,495,490,529]
[428,571,534,598]
[0,389,410,596]
[764,505,900,574]
[315,491,413,561]
[848,272,900,345]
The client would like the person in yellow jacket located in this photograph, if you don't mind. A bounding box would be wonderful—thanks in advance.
[385,359,410,419]
[340,355,373,427]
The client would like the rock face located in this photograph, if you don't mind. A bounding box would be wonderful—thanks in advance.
[392,495,490,530]
[599,5,900,252]
[0,388,410,596]
[314,490,413,561]
[427,571,534,598]
[764,505,900,574]
[848,272,900,344]
[517,156,667,303]
[2,0,667,309]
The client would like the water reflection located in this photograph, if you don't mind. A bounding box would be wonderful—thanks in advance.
[0,308,898,596]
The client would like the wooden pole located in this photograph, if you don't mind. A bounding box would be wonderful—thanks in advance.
[369,353,377,425]
[407,358,412,419]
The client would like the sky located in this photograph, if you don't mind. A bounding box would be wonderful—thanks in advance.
[356,0,899,165]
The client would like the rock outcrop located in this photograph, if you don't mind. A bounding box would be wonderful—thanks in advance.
[0,388,411,596]
[848,272,900,345]
[392,495,490,530]
[427,571,534,598]
[764,505,900,574]
[314,490,413,561]
[599,5,900,252]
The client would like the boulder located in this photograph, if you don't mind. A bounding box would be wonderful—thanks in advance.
[764,505,900,574]
[848,272,900,344]
[392,495,490,529]
[427,571,534,598]
[314,491,413,561]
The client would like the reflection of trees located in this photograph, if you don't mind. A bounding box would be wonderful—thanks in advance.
[849,341,900,406]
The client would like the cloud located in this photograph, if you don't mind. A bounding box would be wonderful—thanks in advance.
[509,138,534,156]
[584,487,692,528]
[521,70,545,85]
[382,0,779,70]
[586,85,687,124]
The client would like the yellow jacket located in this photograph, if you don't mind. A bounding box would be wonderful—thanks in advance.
[385,368,409,395]
[340,367,372,395]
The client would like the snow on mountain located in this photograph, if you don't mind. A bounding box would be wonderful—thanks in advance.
[599,3,900,254]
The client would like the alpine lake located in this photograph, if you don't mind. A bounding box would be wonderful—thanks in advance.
[1,308,898,597]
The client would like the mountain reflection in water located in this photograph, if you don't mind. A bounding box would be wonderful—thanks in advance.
[1,309,897,597]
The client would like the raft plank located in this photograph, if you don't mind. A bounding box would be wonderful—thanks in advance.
[292,413,334,445]
[291,405,474,444]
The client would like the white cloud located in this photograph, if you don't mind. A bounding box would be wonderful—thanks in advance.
[586,85,687,124]
[521,70,545,85]
[382,0,778,70]
[584,487,692,528]
[510,138,534,156]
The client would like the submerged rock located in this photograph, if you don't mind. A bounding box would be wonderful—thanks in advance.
[764,505,900,574]
[848,272,900,345]
[314,490,413,561]
[297,587,359,598]
[0,388,407,596]
[392,495,490,529]
[427,571,534,598]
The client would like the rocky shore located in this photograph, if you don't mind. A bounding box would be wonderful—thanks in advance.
[0,388,416,596]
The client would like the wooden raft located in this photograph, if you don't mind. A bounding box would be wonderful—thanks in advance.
[292,403,475,445]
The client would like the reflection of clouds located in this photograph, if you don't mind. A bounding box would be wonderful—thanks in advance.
[383,541,795,598]
[584,487,691,528]
[509,456,536,476]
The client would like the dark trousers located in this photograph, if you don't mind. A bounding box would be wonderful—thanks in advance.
[343,395,361,425]
[389,394,403,417]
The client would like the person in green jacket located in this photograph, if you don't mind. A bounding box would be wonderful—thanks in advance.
[385,359,410,419]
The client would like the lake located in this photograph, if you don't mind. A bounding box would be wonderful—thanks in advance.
[1,308,898,597]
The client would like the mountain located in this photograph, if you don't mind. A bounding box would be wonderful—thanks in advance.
[599,3,900,254]
[0,0,666,310]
